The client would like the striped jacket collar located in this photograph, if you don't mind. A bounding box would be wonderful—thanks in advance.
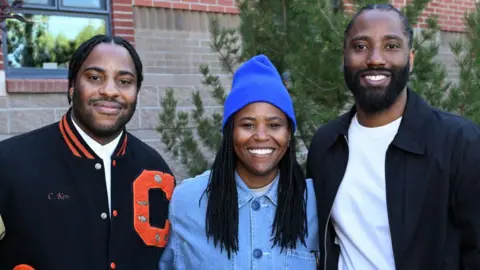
[58,108,128,159]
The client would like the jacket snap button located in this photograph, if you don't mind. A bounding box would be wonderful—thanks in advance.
[95,163,102,170]
[251,200,260,211]
[253,249,263,259]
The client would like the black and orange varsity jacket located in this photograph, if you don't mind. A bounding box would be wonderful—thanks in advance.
[0,108,175,270]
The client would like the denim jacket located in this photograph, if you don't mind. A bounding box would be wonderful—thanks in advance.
[158,170,319,269]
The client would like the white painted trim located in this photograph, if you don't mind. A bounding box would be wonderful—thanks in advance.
[0,70,6,97]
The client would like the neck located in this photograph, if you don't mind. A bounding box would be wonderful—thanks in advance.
[236,166,278,189]
[356,88,407,128]
[71,112,120,146]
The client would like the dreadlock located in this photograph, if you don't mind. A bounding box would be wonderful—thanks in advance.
[344,4,414,49]
[201,117,308,259]
[67,34,143,104]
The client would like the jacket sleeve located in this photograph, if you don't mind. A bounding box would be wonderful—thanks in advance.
[454,137,480,267]
[0,151,7,240]
[158,191,179,270]
[306,137,317,179]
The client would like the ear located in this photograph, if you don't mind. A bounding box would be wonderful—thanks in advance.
[409,48,416,73]
[68,86,74,103]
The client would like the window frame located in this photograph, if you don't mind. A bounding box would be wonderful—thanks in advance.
[3,0,112,79]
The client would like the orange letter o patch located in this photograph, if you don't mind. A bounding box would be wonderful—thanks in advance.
[133,170,174,248]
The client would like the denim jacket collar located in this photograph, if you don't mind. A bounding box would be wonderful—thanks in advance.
[235,171,279,208]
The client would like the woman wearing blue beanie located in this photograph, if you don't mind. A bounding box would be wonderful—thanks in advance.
[159,55,319,269]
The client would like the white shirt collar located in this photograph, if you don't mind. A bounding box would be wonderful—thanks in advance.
[71,116,123,160]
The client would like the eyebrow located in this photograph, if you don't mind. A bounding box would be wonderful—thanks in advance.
[350,34,404,43]
[83,66,135,77]
[239,116,285,121]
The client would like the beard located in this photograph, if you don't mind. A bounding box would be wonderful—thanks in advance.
[71,88,136,138]
[344,60,410,114]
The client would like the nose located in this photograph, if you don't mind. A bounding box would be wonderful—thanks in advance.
[366,47,386,67]
[98,79,119,97]
[254,126,269,141]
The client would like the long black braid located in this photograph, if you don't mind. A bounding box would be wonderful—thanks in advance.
[344,4,414,49]
[201,117,308,259]
[67,34,143,104]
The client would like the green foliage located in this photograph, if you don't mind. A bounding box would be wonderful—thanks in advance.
[158,0,463,176]
[157,18,236,176]
[448,3,480,123]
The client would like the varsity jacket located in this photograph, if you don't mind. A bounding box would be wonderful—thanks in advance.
[0,108,175,270]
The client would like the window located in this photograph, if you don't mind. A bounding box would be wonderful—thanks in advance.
[4,0,110,78]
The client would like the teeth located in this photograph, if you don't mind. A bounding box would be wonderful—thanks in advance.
[365,75,386,81]
[248,149,273,155]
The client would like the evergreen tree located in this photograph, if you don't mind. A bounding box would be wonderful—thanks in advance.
[448,3,480,123]
[0,0,28,47]
[158,0,454,176]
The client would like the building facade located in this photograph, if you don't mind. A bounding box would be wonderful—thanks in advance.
[0,0,476,179]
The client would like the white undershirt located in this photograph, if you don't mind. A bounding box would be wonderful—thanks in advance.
[332,114,401,270]
[251,178,276,197]
[72,118,122,213]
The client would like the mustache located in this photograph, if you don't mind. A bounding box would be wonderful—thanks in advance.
[354,67,394,76]
[88,98,127,108]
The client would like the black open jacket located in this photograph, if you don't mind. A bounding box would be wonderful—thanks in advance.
[307,89,480,270]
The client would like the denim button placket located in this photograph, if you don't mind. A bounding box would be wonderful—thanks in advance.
[253,249,262,259]
[251,200,260,211]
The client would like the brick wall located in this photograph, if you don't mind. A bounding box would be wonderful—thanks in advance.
[132,7,239,178]
[0,0,477,180]
[344,0,476,32]
[133,0,238,13]
[0,0,239,180]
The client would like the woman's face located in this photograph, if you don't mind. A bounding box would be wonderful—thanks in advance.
[233,102,291,182]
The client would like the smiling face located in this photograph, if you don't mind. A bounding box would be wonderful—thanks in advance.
[344,9,415,114]
[70,42,138,143]
[233,102,291,182]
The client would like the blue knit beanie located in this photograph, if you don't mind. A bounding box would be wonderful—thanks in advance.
[222,54,296,132]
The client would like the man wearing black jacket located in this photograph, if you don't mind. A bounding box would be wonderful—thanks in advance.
[0,35,175,270]
[307,4,480,270]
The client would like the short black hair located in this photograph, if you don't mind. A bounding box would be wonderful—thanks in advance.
[344,4,414,49]
[201,118,308,259]
[67,35,143,104]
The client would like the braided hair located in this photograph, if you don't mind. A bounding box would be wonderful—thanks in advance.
[67,35,143,104]
[201,117,308,259]
[344,4,414,49]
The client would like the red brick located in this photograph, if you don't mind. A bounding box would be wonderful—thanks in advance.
[171,2,189,9]
[112,12,134,20]
[112,3,133,12]
[153,1,171,8]
[134,0,153,6]
[183,0,199,2]
[190,3,207,11]
[224,6,239,14]
[113,20,135,28]
[217,0,233,6]
[207,5,223,12]
[39,81,46,92]
[114,28,135,35]
[200,0,216,4]
[112,0,132,4]
[24,80,32,91]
